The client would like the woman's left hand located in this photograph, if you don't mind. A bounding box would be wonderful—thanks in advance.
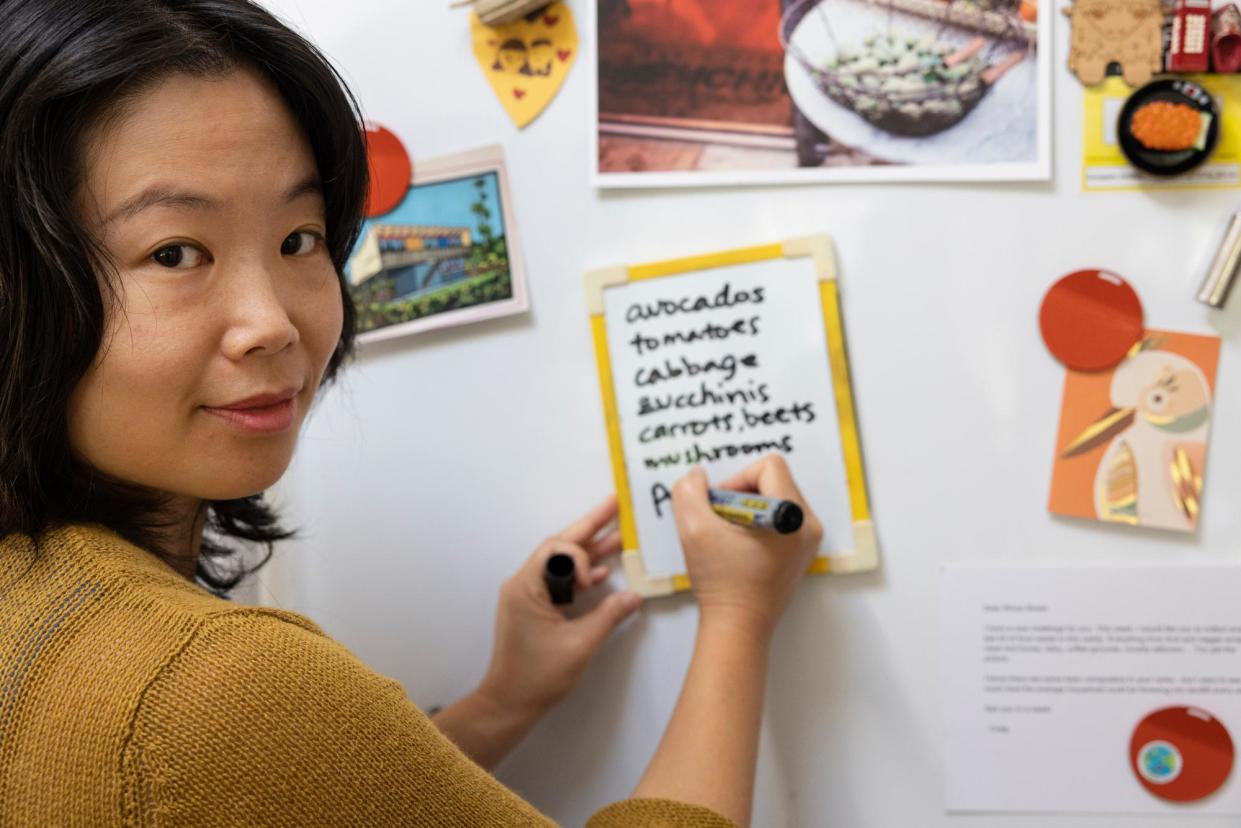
[432,496,642,768]
[478,495,642,719]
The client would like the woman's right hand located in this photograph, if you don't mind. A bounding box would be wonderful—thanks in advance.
[670,455,823,637]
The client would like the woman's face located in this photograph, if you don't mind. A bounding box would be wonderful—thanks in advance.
[68,67,344,502]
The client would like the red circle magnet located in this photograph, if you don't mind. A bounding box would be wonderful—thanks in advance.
[1130,706,1234,803]
[362,124,412,218]
[1039,269,1144,372]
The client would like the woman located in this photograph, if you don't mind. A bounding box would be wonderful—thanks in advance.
[0,1,823,825]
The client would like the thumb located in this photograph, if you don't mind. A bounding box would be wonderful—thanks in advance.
[670,465,714,522]
[575,590,642,648]
[670,465,719,541]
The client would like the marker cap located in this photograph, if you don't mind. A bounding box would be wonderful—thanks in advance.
[544,553,575,605]
[773,502,804,534]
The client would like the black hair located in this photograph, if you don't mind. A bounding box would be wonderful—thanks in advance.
[0,0,368,592]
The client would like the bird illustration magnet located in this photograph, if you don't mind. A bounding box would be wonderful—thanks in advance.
[1049,330,1222,533]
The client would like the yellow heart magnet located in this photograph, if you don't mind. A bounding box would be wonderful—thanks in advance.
[471,1,578,128]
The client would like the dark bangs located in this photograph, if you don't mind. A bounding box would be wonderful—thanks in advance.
[0,0,368,592]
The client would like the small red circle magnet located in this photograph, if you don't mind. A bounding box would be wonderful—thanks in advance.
[1039,269,1144,372]
[362,124,412,218]
[1130,706,1234,803]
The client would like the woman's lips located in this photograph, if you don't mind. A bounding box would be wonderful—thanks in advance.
[202,396,297,434]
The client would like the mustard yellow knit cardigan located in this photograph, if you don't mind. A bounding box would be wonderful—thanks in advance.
[0,525,734,827]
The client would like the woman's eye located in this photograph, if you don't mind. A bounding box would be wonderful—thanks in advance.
[151,244,205,269]
[281,230,322,257]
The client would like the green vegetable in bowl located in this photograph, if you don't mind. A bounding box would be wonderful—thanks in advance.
[818,30,990,135]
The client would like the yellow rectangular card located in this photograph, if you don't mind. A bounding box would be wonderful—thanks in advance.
[1082,75,1241,191]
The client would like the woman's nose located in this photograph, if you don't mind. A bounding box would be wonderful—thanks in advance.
[218,258,300,360]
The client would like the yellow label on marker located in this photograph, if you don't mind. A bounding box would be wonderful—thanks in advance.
[712,506,756,525]
[470,2,578,129]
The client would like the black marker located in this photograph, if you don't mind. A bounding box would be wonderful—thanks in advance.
[708,488,804,534]
[544,553,575,605]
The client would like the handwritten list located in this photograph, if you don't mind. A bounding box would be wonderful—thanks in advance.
[603,257,851,577]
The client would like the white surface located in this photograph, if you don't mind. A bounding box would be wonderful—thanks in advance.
[601,258,851,578]
[254,1,1241,825]
[941,563,1241,814]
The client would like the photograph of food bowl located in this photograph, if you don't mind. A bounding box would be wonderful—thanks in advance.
[593,0,1050,186]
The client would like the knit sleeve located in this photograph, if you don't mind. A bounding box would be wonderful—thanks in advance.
[121,610,735,827]
[586,799,739,827]
[121,610,554,827]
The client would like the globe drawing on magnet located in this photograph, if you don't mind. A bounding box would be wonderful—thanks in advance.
[1130,706,1234,803]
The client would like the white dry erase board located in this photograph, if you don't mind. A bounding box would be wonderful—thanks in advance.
[585,236,877,596]
[257,1,1241,825]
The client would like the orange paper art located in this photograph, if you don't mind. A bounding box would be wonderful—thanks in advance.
[471,2,578,129]
[1049,330,1221,533]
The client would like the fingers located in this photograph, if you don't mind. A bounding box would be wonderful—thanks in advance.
[672,465,710,507]
[670,466,717,540]
[584,529,622,561]
[573,589,642,647]
[587,563,609,587]
[560,543,595,592]
[715,454,806,503]
[557,494,618,546]
[688,455,823,542]
[524,539,594,592]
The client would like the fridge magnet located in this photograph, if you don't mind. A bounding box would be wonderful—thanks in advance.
[1039,268,1144,372]
[1063,0,1163,87]
[1049,330,1221,533]
[1117,78,1219,177]
[1213,4,1241,72]
[362,123,413,218]
[346,145,529,342]
[1080,75,1241,191]
[1130,706,1234,803]
[453,0,553,27]
[470,1,577,128]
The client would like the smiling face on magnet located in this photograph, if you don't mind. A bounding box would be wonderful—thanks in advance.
[471,1,579,129]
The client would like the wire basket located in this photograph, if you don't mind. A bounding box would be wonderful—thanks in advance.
[780,0,1027,137]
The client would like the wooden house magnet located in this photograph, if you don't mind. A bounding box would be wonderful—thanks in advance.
[1064,0,1165,86]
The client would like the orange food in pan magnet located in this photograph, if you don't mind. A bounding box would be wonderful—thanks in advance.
[1129,100,1203,151]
